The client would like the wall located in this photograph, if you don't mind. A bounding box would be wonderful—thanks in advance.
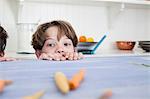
[1,1,150,53]
[0,0,18,52]
[18,1,108,52]
[18,2,108,38]
[106,5,150,50]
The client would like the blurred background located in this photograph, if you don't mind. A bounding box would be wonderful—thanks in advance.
[0,0,150,58]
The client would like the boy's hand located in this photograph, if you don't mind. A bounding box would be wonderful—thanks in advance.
[0,57,16,62]
[39,52,83,61]
[38,53,66,61]
[64,52,84,60]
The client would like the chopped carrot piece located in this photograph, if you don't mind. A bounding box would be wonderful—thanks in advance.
[100,89,112,99]
[4,80,12,85]
[69,69,85,90]
[0,81,5,93]
[0,80,12,93]
[54,72,70,94]
[23,90,45,99]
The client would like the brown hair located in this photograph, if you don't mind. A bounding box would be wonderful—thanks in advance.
[32,20,78,50]
[0,26,8,52]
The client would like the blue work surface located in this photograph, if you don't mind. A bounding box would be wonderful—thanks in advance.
[0,56,150,99]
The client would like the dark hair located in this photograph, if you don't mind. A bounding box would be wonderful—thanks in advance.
[0,26,8,52]
[32,20,78,50]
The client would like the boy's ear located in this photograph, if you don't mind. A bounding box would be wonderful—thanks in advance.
[35,50,41,58]
[0,51,4,57]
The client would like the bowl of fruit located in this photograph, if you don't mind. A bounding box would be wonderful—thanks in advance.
[77,35,106,54]
[77,42,98,51]
[77,36,98,53]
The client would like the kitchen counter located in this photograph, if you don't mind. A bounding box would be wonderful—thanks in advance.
[86,48,150,57]
[5,48,150,59]
[0,56,150,99]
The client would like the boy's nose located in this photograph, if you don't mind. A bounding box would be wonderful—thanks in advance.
[56,45,65,53]
[56,50,64,53]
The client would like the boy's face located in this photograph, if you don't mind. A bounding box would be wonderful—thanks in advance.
[40,26,74,55]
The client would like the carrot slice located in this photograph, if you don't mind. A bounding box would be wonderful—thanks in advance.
[0,80,12,93]
[23,90,45,99]
[100,89,112,99]
[54,72,70,94]
[69,69,85,90]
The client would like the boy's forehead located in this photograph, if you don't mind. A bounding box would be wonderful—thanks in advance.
[46,26,58,35]
[45,26,65,39]
[46,30,57,37]
[46,35,68,40]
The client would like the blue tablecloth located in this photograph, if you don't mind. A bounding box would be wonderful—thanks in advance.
[0,56,150,99]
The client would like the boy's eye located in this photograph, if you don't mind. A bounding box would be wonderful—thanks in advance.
[64,43,72,46]
[47,43,56,47]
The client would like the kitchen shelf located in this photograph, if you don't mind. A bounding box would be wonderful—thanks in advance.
[93,0,150,5]
[18,0,150,5]
[18,0,150,9]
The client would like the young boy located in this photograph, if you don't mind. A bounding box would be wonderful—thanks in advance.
[32,20,83,61]
[0,26,15,61]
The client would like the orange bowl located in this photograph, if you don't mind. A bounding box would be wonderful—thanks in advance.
[116,41,136,50]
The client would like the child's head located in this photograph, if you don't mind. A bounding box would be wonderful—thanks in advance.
[0,26,8,57]
[32,20,78,58]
